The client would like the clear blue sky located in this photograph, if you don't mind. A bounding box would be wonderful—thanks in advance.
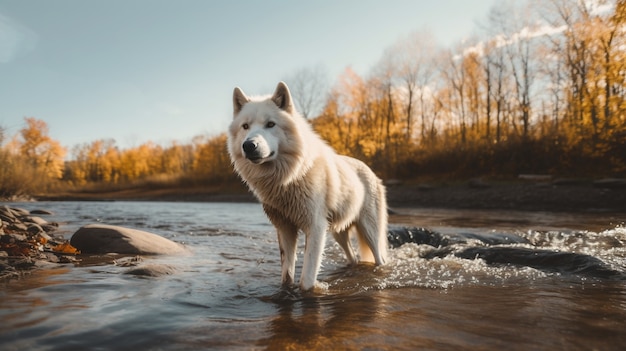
[0,0,495,151]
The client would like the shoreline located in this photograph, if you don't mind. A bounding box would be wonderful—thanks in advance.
[3,179,625,282]
[387,180,626,213]
[30,179,626,214]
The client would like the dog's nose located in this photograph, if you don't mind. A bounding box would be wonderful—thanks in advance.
[242,140,257,153]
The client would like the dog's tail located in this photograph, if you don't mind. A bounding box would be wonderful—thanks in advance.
[355,178,389,265]
[376,180,389,265]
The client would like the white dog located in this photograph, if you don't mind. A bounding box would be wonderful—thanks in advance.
[227,82,388,291]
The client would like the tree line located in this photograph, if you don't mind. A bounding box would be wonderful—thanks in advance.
[0,119,232,197]
[1,0,624,198]
[314,0,625,179]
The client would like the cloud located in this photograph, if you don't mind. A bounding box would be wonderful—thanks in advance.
[459,23,568,59]
[0,12,38,63]
[587,0,614,16]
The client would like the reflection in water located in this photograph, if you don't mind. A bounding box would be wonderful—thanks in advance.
[0,201,624,350]
[261,292,383,349]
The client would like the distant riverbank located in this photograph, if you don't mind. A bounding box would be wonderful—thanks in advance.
[33,178,626,213]
[386,178,626,212]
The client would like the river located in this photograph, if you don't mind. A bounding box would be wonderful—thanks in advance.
[1,201,625,350]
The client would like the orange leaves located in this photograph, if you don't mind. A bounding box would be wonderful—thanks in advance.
[0,236,80,257]
[51,242,80,255]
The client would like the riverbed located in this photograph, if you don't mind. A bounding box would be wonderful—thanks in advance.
[1,201,625,350]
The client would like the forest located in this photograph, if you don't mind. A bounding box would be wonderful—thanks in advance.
[1,0,625,198]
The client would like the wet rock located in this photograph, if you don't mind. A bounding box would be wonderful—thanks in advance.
[38,231,53,242]
[1,233,27,243]
[0,261,19,280]
[70,224,187,255]
[9,207,30,217]
[58,255,79,264]
[26,223,44,235]
[41,252,60,263]
[387,227,529,249]
[30,209,54,215]
[455,246,624,279]
[8,222,28,232]
[454,232,530,246]
[114,256,143,267]
[21,216,48,226]
[124,264,177,277]
[0,206,17,223]
[0,214,13,225]
[41,223,59,233]
[387,227,446,249]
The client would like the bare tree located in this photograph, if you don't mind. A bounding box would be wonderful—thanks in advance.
[283,64,329,118]
[490,1,540,140]
[441,46,468,143]
[481,4,515,143]
[382,30,438,142]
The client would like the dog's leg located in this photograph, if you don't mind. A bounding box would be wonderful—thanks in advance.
[332,227,357,265]
[264,205,298,287]
[300,221,327,291]
[276,224,298,287]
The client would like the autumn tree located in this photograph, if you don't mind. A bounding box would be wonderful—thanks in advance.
[191,133,232,182]
[0,118,65,197]
[17,117,66,179]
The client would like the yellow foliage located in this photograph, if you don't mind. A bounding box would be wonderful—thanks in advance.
[18,117,66,179]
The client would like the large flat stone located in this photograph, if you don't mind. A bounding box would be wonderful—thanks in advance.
[70,224,187,255]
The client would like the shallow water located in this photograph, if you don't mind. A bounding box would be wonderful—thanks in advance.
[1,201,625,350]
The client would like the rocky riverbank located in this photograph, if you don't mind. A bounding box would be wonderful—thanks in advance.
[0,205,79,280]
[0,206,188,281]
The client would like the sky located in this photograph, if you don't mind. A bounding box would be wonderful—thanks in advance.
[0,0,497,152]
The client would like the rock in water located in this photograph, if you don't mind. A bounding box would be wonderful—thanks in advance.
[70,224,187,255]
[124,264,177,277]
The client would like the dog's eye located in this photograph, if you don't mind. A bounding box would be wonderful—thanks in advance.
[242,123,249,130]
[266,121,275,128]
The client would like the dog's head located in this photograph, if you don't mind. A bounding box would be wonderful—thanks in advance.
[228,82,295,165]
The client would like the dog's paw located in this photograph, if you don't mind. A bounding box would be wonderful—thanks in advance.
[314,281,328,292]
[300,281,328,294]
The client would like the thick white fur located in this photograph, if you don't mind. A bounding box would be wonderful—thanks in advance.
[227,82,388,291]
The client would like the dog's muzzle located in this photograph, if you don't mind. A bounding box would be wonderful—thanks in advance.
[242,140,258,155]
[242,139,274,163]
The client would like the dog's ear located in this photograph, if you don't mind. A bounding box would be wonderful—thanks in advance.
[271,81,294,114]
[233,87,249,116]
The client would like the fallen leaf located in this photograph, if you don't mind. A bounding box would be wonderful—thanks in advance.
[51,242,80,255]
